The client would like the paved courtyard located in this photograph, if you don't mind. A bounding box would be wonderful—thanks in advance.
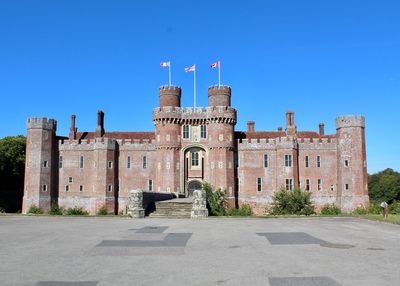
[0,216,399,286]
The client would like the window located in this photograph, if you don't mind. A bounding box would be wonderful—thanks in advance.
[80,156,84,168]
[286,179,293,191]
[264,154,268,168]
[65,185,69,192]
[305,156,309,168]
[127,156,131,169]
[344,160,349,167]
[42,184,47,192]
[318,179,322,191]
[345,184,349,190]
[317,156,321,168]
[68,177,73,183]
[142,156,147,169]
[191,152,199,166]
[305,179,310,191]
[183,125,189,139]
[148,180,153,191]
[257,177,262,192]
[330,184,335,191]
[43,161,48,168]
[108,161,113,169]
[200,125,207,138]
[285,155,292,167]
[107,185,112,192]
[59,156,63,169]
[79,185,83,192]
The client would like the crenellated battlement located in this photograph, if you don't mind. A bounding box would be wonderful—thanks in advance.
[59,137,117,151]
[158,85,181,96]
[336,115,365,129]
[238,137,297,150]
[27,117,57,131]
[208,85,231,96]
[208,85,231,107]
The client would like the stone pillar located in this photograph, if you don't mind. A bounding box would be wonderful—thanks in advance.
[127,189,145,218]
[191,189,208,218]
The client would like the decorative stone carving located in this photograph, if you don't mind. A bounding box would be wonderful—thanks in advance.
[127,189,145,218]
[191,189,208,219]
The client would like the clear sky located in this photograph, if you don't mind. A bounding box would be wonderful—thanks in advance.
[0,0,399,173]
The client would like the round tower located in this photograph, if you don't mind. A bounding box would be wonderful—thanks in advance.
[336,115,369,212]
[159,85,181,108]
[208,85,231,107]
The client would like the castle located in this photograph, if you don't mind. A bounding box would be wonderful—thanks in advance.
[22,85,369,215]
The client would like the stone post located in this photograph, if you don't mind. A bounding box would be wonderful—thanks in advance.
[191,189,208,218]
[127,189,145,218]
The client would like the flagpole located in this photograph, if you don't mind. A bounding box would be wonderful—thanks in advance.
[218,60,221,87]
[168,62,171,86]
[194,65,196,108]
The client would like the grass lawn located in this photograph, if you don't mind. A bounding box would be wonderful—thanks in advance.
[359,214,400,225]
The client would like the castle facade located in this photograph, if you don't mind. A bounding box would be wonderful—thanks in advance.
[22,85,369,215]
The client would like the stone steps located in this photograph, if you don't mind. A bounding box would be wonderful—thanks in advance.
[148,199,193,218]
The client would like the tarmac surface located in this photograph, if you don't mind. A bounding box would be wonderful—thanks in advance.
[0,216,399,286]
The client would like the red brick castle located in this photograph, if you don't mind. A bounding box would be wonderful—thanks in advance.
[22,85,369,215]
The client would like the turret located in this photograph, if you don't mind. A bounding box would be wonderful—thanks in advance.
[22,117,57,213]
[159,85,181,108]
[336,115,369,211]
[208,85,231,107]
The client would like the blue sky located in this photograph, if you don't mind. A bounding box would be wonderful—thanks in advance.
[0,0,399,173]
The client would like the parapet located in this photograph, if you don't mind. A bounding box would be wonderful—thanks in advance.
[27,117,57,131]
[335,115,365,129]
[208,85,231,107]
[159,85,181,108]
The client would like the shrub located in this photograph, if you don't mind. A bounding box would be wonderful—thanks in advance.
[389,201,400,214]
[97,205,108,216]
[320,204,341,215]
[353,206,368,215]
[202,182,226,216]
[48,204,64,215]
[64,206,89,216]
[270,187,315,216]
[226,204,253,216]
[27,204,43,214]
[368,203,382,215]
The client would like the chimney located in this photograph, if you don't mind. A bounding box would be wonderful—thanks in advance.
[247,121,255,132]
[285,111,296,136]
[69,114,77,140]
[319,123,325,136]
[278,127,283,132]
[96,110,105,137]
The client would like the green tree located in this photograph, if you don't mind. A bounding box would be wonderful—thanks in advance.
[0,136,26,212]
[270,187,315,216]
[368,169,400,203]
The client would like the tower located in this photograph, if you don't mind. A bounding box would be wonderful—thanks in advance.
[22,117,57,213]
[207,85,236,205]
[153,86,182,194]
[336,115,369,211]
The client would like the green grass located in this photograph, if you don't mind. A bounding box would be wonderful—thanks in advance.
[358,214,400,225]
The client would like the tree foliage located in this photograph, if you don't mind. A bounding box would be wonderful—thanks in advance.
[202,181,226,216]
[0,136,26,212]
[270,187,315,216]
[368,168,400,203]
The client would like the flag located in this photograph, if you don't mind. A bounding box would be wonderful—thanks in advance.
[185,64,196,72]
[210,61,220,68]
[160,61,170,67]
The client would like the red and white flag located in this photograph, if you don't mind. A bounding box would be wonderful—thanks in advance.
[210,61,220,68]
[185,64,196,72]
[160,61,170,67]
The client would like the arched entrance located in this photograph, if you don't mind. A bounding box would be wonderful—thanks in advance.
[187,180,202,197]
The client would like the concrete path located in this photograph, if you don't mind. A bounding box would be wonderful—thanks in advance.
[0,216,399,286]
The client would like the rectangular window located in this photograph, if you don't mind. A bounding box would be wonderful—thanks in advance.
[191,152,199,166]
[286,179,293,191]
[148,179,153,191]
[108,161,113,169]
[345,184,349,190]
[305,156,309,168]
[43,161,48,168]
[305,179,310,191]
[317,156,321,168]
[68,177,73,183]
[318,179,322,191]
[200,125,207,138]
[183,125,189,139]
[344,160,349,167]
[330,184,335,191]
[79,185,83,192]
[59,156,63,169]
[264,154,268,168]
[142,156,147,169]
[65,185,69,192]
[107,185,112,192]
[127,156,131,169]
[42,184,47,192]
[80,156,84,169]
[285,155,292,167]
[257,177,262,192]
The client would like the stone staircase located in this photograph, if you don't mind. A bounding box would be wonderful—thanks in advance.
[148,198,193,218]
